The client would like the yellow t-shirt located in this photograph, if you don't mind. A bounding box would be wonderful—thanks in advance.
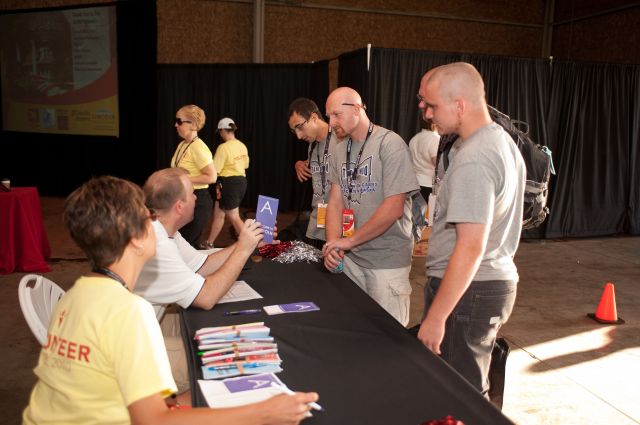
[171,138,213,189]
[213,139,249,177]
[23,276,177,425]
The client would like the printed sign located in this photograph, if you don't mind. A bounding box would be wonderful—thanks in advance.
[256,195,279,244]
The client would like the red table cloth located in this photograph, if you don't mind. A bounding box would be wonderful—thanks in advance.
[0,187,51,274]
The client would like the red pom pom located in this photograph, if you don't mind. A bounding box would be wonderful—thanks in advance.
[258,241,293,258]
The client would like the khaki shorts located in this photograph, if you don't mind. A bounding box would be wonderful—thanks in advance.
[342,256,412,327]
[160,309,189,394]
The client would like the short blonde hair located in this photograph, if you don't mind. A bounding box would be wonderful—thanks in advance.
[178,104,206,131]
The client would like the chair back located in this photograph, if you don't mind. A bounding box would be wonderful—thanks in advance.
[18,274,65,345]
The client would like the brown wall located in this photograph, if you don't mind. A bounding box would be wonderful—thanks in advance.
[552,7,640,64]
[1,0,638,65]
[155,0,545,64]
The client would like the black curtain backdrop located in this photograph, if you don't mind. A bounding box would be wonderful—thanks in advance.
[339,47,640,238]
[631,70,640,234]
[0,2,157,195]
[156,62,329,212]
[546,61,640,237]
[337,48,369,104]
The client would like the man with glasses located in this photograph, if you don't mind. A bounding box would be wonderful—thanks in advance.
[134,167,265,397]
[287,98,333,249]
[416,63,525,397]
[322,87,419,326]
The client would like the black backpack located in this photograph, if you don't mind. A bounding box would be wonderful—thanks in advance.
[436,105,555,230]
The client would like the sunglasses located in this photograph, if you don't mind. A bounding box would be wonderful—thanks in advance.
[175,118,192,126]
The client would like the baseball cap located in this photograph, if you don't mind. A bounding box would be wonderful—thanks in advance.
[217,117,235,130]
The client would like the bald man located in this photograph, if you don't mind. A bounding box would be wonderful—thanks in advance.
[322,87,419,326]
[416,63,525,397]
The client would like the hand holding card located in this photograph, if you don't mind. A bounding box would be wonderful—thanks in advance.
[256,195,279,244]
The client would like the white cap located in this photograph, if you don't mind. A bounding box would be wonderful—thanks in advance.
[217,117,235,130]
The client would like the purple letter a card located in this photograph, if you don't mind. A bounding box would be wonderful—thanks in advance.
[263,302,320,315]
[223,373,282,393]
[256,195,279,243]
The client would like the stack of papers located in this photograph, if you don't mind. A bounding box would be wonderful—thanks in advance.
[195,322,282,379]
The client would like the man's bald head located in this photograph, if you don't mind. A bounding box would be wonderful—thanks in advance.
[420,62,491,139]
[429,62,486,110]
[326,86,362,109]
[325,86,368,139]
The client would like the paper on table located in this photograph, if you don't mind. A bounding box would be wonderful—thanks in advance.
[198,373,284,407]
[218,280,262,304]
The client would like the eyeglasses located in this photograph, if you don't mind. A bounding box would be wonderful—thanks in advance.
[175,118,192,126]
[290,119,308,134]
[416,94,425,103]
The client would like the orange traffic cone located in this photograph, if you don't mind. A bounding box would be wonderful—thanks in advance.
[587,282,625,324]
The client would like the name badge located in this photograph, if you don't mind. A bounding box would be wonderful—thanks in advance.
[428,193,436,226]
[342,209,355,237]
[316,202,327,228]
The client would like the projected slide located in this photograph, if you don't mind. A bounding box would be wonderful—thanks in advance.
[0,6,119,137]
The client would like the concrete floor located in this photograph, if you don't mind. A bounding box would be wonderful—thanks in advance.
[1,197,639,424]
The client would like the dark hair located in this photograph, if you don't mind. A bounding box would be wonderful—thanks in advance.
[288,97,323,121]
[143,168,188,213]
[222,123,238,132]
[63,176,149,268]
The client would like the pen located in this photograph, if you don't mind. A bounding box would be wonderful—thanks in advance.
[271,383,324,411]
[224,309,262,316]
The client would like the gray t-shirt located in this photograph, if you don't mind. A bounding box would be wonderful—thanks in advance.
[327,126,419,269]
[306,134,333,241]
[427,122,525,281]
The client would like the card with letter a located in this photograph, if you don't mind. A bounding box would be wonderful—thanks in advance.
[263,301,320,315]
[256,195,279,244]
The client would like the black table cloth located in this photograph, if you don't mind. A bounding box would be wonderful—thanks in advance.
[180,259,514,425]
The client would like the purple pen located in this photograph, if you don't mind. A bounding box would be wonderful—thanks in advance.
[223,309,262,316]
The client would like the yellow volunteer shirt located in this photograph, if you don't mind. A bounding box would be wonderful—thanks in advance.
[171,137,214,189]
[23,276,177,425]
[213,138,249,177]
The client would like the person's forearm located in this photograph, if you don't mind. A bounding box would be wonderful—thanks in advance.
[197,245,236,276]
[192,244,253,309]
[325,185,343,242]
[130,393,274,425]
[190,173,214,185]
[346,194,404,248]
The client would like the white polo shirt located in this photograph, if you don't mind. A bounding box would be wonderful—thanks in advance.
[134,220,207,319]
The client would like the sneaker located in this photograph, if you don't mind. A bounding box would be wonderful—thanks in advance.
[199,241,215,249]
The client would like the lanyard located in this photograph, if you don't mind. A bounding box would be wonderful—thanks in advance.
[310,128,332,198]
[92,266,128,289]
[173,136,198,167]
[345,122,374,203]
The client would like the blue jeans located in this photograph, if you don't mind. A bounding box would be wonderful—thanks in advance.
[423,277,517,396]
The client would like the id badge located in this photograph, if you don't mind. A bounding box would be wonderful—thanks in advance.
[342,209,355,237]
[428,193,436,226]
[316,202,327,228]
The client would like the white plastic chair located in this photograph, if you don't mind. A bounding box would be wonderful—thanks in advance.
[18,274,65,346]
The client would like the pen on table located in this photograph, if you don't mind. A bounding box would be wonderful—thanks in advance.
[223,308,262,316]
[271,383,324,411]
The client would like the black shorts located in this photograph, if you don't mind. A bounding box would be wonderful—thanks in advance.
[217,176,247,210]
